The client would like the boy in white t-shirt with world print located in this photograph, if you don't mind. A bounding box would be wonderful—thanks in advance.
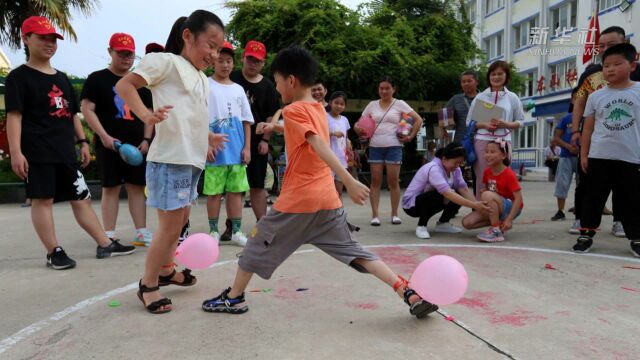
[573,43,640,257]
[204,41,254,246]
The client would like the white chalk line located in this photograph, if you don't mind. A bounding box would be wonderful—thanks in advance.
[1,243,639,355]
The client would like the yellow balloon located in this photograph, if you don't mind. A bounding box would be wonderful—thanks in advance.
[144,186,148,198]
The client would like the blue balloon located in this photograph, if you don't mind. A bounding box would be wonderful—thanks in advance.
[113,141,143,166]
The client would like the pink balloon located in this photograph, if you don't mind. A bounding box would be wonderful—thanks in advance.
[356,115,376,139]
[409,255,468,305]
[175,233,219,270]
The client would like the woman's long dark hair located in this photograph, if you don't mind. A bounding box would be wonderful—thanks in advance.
[165,10,224,55]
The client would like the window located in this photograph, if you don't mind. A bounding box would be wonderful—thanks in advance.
[514,123,536,149]
[551,1,577,32]
[548,59,577,91]
[520,70,538,98]
[514,16,538,49]
[599,0,622,10]
[485,0,504,15]
[467,1,477,23]
[484,32,503,59]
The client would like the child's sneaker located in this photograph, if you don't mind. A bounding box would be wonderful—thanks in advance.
[403,287,438,318]
[551,210,565,221]
[46,247,76,270]
[220,218,232,241]
[630,241,640,258]
[202,287,248,314]
[572,236,593,253]
[415,226,430,239]
[229,232,248,247]
[96,239,136,259]
[611,221,626,238]
[569,220,581,235]
[477,227,505,242]
[434,222,463,233]
[133,229,153,247]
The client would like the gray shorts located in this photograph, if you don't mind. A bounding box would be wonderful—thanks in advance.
[238,208,379,279]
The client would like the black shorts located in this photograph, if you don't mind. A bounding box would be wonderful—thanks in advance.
[25,163,91,202]
[95,145,146,187]
[247,148,268,189]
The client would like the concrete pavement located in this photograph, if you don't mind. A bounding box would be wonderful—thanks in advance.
[0,181,638,359]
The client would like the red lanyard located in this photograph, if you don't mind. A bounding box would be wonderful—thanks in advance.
[494,90,499,105]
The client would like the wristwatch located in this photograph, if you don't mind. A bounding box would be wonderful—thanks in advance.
[76,139,89,145]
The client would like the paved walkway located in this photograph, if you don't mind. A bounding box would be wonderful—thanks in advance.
[0,181,638,359]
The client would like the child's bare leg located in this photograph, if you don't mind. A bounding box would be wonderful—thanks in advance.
[100,185,121,233]
[70,199,111,247]
[125,184,147,229]
[462,210,490,230]
[207,195,222,233]
[140,208,185,309]
[480,191,503,226]
[352,258,420,303]
[31,198,59,252]
[228,268,254,298]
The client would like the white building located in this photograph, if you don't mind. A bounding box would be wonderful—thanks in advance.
[465,0,640,167]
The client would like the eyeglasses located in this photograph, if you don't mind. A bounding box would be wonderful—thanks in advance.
[115,51,135,59]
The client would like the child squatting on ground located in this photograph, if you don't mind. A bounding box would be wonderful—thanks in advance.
[116,10,228,314]
[462,140,523,242]
[201,45,439,318]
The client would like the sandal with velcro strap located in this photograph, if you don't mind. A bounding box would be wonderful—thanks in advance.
[137,281,172,314]
[394,275,438,318]
[159,268,197,287]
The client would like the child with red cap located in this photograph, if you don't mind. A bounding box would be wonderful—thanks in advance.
[204,41,254,247]
[81,33,155,247]
[4,17,136,270]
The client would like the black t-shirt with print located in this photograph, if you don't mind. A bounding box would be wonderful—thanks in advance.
[81,69,152,148]
[577,63,640,89]
[230,70,281,145]
[4,65,80,163]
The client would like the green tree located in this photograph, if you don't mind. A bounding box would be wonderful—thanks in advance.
[226,0,482,101]
[0,0,99,49]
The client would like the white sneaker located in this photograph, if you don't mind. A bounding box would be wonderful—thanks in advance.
[209,232,220,243]
[433,222,463,234]
[569,220,581,235]
[415,226,431,239]
[612,221,626,238]
[391,216,402,225]
[133,229,153,247]
[230,232,248,247]
[370,217,381,226]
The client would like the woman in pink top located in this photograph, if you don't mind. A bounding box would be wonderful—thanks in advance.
[355,76,424,226]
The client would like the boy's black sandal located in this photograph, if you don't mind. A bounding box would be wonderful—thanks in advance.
[137,281,172,314]
[158,268,197,287]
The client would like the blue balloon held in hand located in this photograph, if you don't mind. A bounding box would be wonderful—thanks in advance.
[113,141,143,166]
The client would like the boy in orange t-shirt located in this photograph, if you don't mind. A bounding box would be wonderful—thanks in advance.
[202,45,438,318]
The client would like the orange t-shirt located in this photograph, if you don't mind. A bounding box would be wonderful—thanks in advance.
[273,101,342,213]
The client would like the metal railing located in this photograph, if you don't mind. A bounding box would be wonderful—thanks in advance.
[511,147,543,170]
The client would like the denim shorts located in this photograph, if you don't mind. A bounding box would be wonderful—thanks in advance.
[368,146,403,165]
[500,198,522,222]
[146,162,202,211]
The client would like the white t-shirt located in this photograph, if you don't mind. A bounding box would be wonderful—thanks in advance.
[207,79,254,166]
[466,87,524,141]
[361,99,414,147]
[134,53,210,169]
[584,83,640,164]
[327,113,350,168]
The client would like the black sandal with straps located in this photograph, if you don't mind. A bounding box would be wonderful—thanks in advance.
[158,268,197,287]
[137,281,172,314]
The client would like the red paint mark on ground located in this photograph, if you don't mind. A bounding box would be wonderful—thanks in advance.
[544,263,557,270]
[346,302,379,310]
[555,310,571,317]
[456,291,546,327]
[622,265,640,270]
[621,287,639,292]
[597,317,612,325]
[489,310,547,327]
[372,247,420,274]
[445,315,455,321]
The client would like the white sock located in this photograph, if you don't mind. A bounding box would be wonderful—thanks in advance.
[135,228,148,234]
[105,230,116,239]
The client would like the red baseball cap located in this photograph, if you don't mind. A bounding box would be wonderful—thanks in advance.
[220,41,234,55]
[145,42,164,54]
[109,33,135,52]
[243,40,266,61]
[21,16,64,40]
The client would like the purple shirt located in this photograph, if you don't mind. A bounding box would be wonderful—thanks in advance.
[402,158,467,209]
